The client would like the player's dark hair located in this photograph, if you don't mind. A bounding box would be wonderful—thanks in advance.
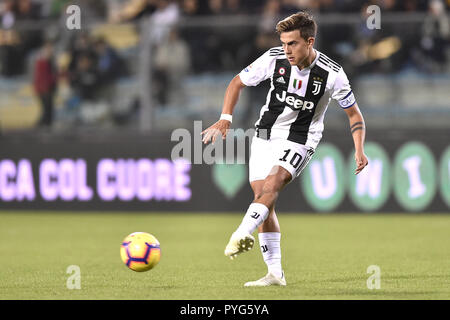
[276,11,317,41]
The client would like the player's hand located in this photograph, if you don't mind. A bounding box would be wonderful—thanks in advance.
[201,120,231,144]
[354,151,368,175]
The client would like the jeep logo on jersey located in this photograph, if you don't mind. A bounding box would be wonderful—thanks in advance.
[275,90,315,111]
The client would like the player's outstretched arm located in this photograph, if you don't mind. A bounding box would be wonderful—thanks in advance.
[201,75,246,144]
[344,103,369,175]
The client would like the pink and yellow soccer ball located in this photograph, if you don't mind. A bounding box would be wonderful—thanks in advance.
[120,232,161,272]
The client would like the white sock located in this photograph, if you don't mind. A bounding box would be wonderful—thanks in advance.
[235,203,269,235]
[258,232,283,278]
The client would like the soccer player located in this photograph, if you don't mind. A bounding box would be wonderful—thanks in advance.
[201,11,368,287]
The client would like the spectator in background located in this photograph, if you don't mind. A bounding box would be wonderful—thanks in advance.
[60,0,107,19]
[181,0,207,15]
[93,36,126,120]
[16,0,41,20]
[222,0,241,15]
[94,37,126,87]
[318,0,338,13]
[280,0,319,13]
[110,0,179,44]
[67,33,98,108]
[108,0,156,23]
[65,34,128,125]
[401,0,420,12]
[148,0,180,45]
[68,32,96,76]
[0,0,16,28]
[420,0,449,72]
[237,0,281,128]
[70,52,99,102]
[207,0,224,14]
[0,0,21,76]
[347,2,399,75]
[377,0,399,12]
[242,0,282,65]
[259,0,281,34]
[153,27,190,106]
[48,0,71,18]
[0,0,42,76]
[16,0,43,70]
[181,0,198,15]
[33,42,58,127]
[240,0,267,13]
[69,50,110,125]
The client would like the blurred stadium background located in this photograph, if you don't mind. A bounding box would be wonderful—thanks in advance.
[0,0,449,300]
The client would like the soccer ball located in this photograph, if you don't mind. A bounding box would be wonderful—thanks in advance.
[120,232,161,272]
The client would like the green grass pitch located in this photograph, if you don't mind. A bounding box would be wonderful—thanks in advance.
[0,211,449,300]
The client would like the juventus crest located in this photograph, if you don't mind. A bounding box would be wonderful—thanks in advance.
[312,80,322,95]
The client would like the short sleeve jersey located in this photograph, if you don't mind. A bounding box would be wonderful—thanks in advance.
[239,47,356,149]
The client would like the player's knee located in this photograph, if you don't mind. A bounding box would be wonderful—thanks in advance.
[260,181,280,199]
[254,186,275,200]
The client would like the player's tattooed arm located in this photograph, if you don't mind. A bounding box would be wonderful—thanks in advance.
[350,121,365,134]
[202,75,246,144]
[344,103,369,175]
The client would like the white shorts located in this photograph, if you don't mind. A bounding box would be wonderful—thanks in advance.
[249,136,315,182]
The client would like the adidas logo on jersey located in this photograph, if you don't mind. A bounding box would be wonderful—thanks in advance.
[276,76,286,84]
[276,90,315,111]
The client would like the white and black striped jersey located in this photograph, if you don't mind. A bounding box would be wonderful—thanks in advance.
[239,46,356,150]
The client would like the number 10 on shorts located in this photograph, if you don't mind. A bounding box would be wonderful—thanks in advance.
[279,149,303,169]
